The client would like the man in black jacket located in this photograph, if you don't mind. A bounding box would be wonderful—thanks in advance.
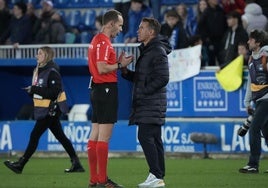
[220,10,248,66]
[196,0,227,66]
[121,17,171,188]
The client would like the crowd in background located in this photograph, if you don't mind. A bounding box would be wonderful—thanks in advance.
[0,0,268,66]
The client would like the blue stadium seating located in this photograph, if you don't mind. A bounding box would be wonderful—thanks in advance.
[79,31,92,43]
[65,32,76,43]
[162,0,198,5]
[183,0,198,4]
[53,0,70,8]
[8,0,21,7]
[81,0,99,8]
[97,0,113,7]
[162,0,182,5]
[69,0,84,8]
[65,9,82,29]
[80,9,96,31]
[57,9,66,19]
[24,0,41,7]
[8,0,199,9]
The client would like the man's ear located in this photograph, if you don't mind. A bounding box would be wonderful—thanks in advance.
[149,29,155,37]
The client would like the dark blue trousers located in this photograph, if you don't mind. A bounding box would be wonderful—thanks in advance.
[138,124,165,179]
[248,99,268,167]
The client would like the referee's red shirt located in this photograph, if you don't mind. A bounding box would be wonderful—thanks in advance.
[88,33,117,83]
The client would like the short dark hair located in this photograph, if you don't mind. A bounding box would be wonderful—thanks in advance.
[238,41,248,49]
[15,1,27,14]
[131,0,143,3]
[226,10,242,24]
[142,17,161,36]
[102,9,122,25]
[165,9,180,19]
[249,29,268,47]
[188,34,202,46]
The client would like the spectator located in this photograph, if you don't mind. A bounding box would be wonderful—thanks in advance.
[94,15,102,34]
[26,2,38,41]
[0,1,32,47]
[49,12,66,43]
[196,0,208,23]
[221,0,245,15]
[39,0,55,24]
[124,0,152,43]
[220,10,248,65]
[237,41,250,66]
[241,2,267,34]
[160,9,188,49]
[0,0,11,44]
[188,34,209,67]
[35,11,66,44]
[113,0,131,34]
[33,0,55,42]
[255,0,268,19]
[148,0,161,21]
[176,3,197,37]
[196,0,227,66]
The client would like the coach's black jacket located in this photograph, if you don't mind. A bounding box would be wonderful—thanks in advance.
[122,35,171,126]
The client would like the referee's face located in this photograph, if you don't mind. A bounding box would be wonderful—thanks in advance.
[110,15,123,38]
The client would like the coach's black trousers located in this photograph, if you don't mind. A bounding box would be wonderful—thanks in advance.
[138,124,165,179]
[23,116,77,160]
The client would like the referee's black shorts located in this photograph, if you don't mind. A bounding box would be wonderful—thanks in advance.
[90,82,118,124]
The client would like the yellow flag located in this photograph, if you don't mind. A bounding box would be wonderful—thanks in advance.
[215,55,244,92]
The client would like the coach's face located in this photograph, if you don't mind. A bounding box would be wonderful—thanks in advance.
[110,15,123,38]
[137,21,152,45]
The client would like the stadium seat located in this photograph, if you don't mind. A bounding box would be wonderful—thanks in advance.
[97,0,113,7]
[81,0,99,8]
[79,31,92,43]
[8,0,21,7]
[69,0,84,8]
[68,104,90,121]
[183,0,199,4]
[80,9,96,31]
[65,32,76,44]
[161,0,198,5]
[53,0,70,8]
[57,10,66,22]
[112,32,124,43]
[65,10,82,29]
[23,0,41,7]
[161,0,180,5]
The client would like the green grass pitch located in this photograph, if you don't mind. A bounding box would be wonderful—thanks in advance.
[1,156,268,188]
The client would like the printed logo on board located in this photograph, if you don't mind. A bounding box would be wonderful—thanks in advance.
[194,77,227,111]
[167,82,183,112]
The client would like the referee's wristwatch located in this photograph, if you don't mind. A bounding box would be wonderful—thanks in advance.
[118,62,122,69]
